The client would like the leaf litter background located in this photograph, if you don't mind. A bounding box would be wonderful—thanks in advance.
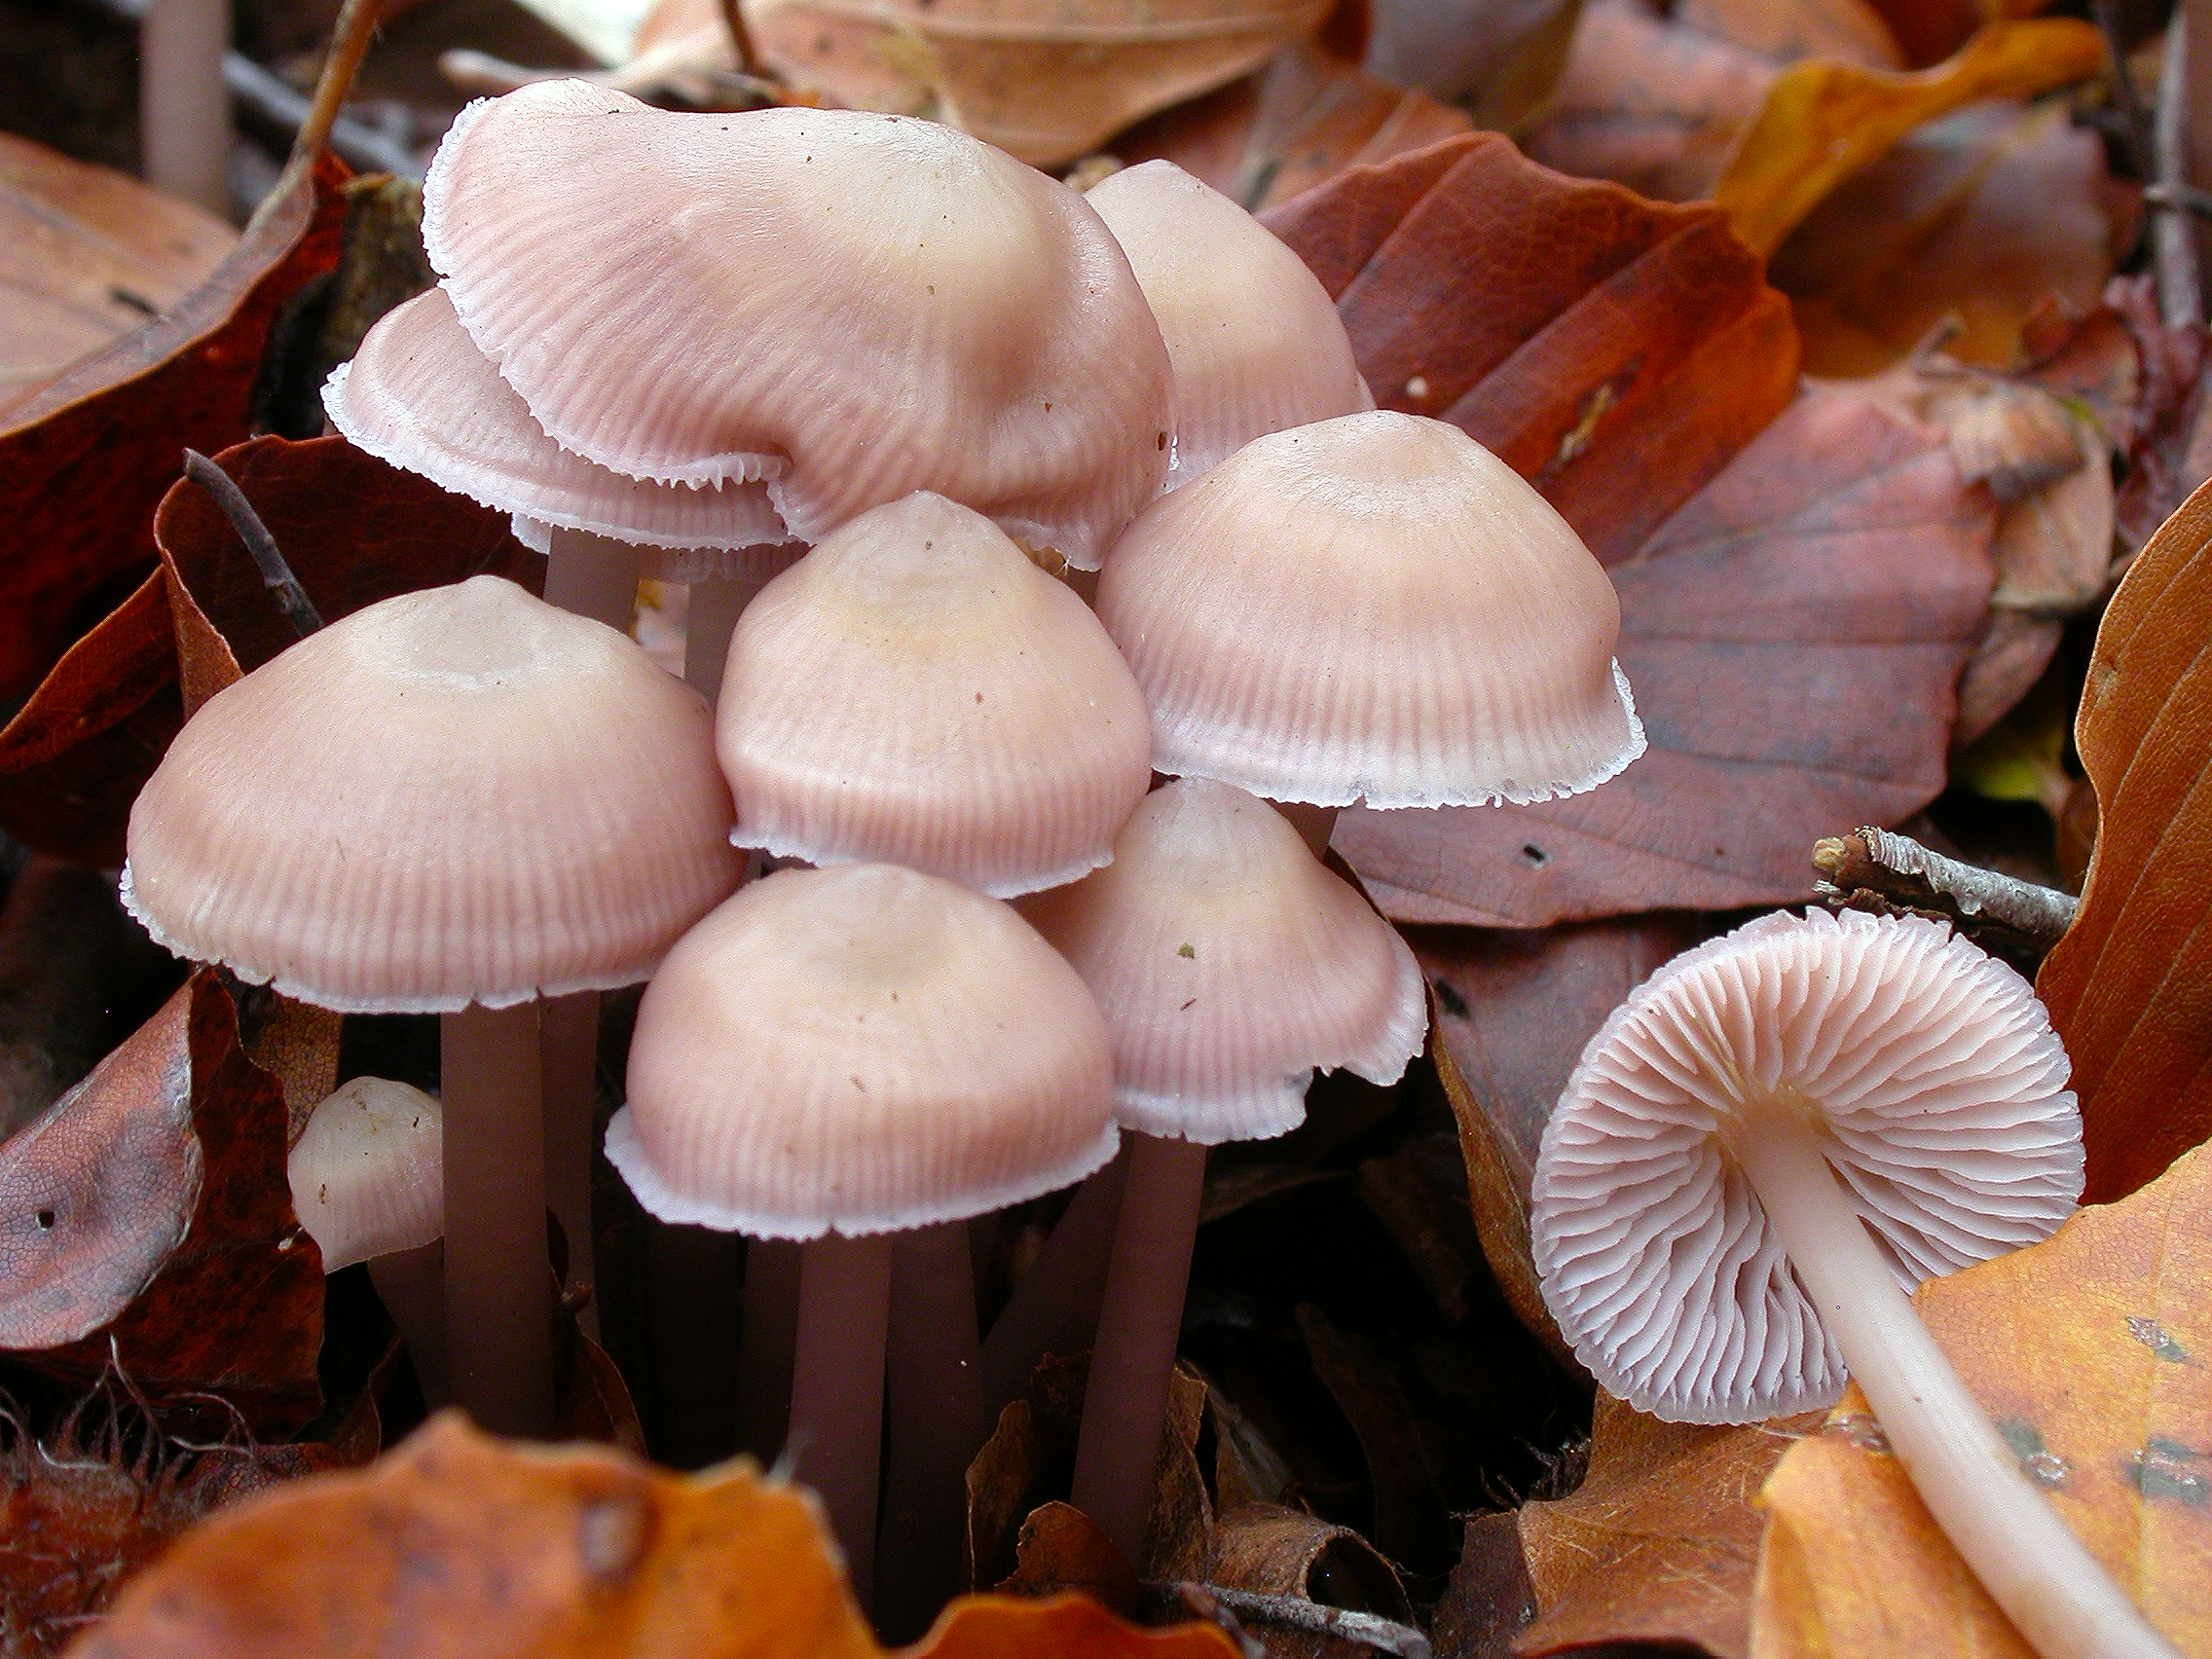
[0,0,2209,1654]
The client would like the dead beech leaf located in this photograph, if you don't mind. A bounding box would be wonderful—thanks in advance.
[1262,130,1798,566]
[1675,0,1902,69]
[744,0,1329,168]
[0,133,237,408]
[1711,18,2109,255]
[1112,39,1472,213]
[2039,474,2212,1203]
[1359,0,1580,121]
[1515,1393,1823,1659]
[1331,387,1995,927]
[910,1594,1244,1658]
[1212,1501,1411,1620]
[0,152,350,704]
[1419,918,1705,1357]
[1751,1140,2212,1656]
[0,972,324,1439]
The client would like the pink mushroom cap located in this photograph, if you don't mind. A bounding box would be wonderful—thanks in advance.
[1532,907,2083,1424]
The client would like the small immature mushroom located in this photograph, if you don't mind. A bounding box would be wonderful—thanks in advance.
[1084,161,1372,491]
[422,83,1172,567]
[289,1077,447,1404]
[606,863,1118,1605]
[1025,778,1427,1561]
[125,575,743,1436]
[719,492,1154,897]
[1533,907,2175,1659]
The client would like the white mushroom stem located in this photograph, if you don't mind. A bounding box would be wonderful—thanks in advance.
[1069,1131,1208,1565]
[683,570,782,705]
[1732,1105,2177,1659]
[788,1231,894,1609]
[368,1238,450,1409]
[979,1146,1130,1411]
[735,1236,802,1460]
[538,990,598,1337]
[542,528,643,633]
[441,1003,557,1438]
[141,0,232,216]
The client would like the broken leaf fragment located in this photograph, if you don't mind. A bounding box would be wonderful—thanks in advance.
[1752,1140,2212,1655]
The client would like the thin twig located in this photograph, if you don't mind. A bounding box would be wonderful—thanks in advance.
[243,0,384,235]
[181,450,324,638]
[2153,12,2203,330]
[2093,0,2153,180]
[719,0,760,78]
[1812,828,2079,954]
[1167,1583,1434,1659]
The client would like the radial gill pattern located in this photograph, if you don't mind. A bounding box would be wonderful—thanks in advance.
[424,84,1170,567]
[1532,907,2083,1425]
[718,493,1154,898]
[123,576,744,1014]
[1023,778,1426,1143]
[288,1077,444,1272]
[1086,161,1372,491]
[608,864,1121,1237]
[326,286,796,559]
[1095,411,1643,809]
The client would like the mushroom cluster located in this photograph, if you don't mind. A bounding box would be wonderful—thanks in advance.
[126,80,1661,1635]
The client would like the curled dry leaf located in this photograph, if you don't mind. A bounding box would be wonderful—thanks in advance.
[0,972,324,1438]
[0,152,350,704]
[0,134,237,410]
[2039,473,2212,1203]
[0,433,534,868]
[1674,0,1902,69]
[1751,1139,2212,1655]
[73,1411,1237,1659]
[744,0,1330,168]
[1515,1393,1824,1659]
[1359,0,1581,119]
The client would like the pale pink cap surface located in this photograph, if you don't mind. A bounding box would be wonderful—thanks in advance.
[718,493,1154,898]
[423,84,1171,568]
[1532,907,2083,1425]
[1085,161,1373,491]
[1095,412,1644,809]
[122,575,744,1014]
[607,864,1121,1238]
[1022,778,1425,1144]
[289,1077,443,1272]
[324,286,796,570]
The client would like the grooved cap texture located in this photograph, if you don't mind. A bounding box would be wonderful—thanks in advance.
[123,575,744,1013]
[1532,907,2083,1425]
[608,864,1121,1237]
[424,84,1171,567]
[1023,778,1426,1142]
[289,1077,443,1271]
[1094,411,1644,808]
[1086,161,1372,491]
[325,285,796,560]
[718,493,1154,898]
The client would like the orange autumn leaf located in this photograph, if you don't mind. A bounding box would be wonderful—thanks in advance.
[1751,1140,2212,1655]
[71,1414,1243,1659]
[2039,474,2212,1203]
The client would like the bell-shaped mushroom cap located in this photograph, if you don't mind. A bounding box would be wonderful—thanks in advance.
[1085,161,1372,491]
[122,574,744,1014]
[1531,907,2083,1426]
[424,83,1171,568]
[289,1077,443,1272]
[1094,411,1644,809]
[325,286,796,570]
[607,864,1121,1237]
[718,493,1154,898]
[1023,778,1426,1143]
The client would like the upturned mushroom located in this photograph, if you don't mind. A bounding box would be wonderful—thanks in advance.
[124,574,743,1435]
[606,863,1119,1605]
[421,83,1172,569]
[1024,778,1426,1560]
[1084,160,1372,491]
[1533,907,2174,1659]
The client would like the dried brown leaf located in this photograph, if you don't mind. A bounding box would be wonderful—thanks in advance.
[1676,0,1902,68]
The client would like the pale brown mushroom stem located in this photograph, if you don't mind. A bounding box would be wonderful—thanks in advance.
[543,528,643,633]
[979,1146,1129,1410]
[538,990,598,1338]
[877,1220,993,1642]
[1276,802,1339,859]
[1068,1131,1208,1566]
[645,1220,742,1466]
[368,1237,450,1409]
[789,1231,895,1609]
[440,1003,556,1437]
[141,0,233,215]
[682,570,780,705]
[735,1235,803,1460]
[1733,1105,2177,1659]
